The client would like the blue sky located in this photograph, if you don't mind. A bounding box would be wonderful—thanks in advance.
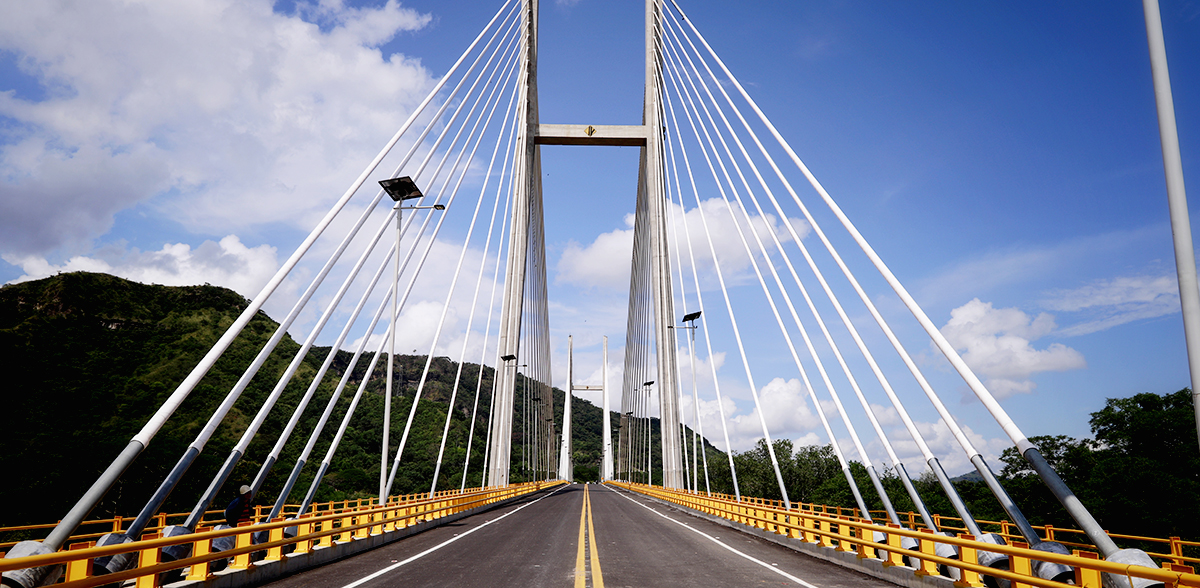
[1,0,1198,476]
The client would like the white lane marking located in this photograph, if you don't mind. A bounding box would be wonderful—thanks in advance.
[601,486,820,588]
[338,485,569,588]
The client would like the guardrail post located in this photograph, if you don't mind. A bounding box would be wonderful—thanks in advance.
[135,532,162,588]
[294,516,313,554]
[819,519,834,548]
[802,515,816,544]
[884,524,905,567]
[1164,561,1195,587]
[338,510,353,543]
[956,533,984,587]
[230,524,253,570]
[916,529,938,576]
[318,518,333,549]
[835,517,853,553]
[355,508,369,539]
[186,528,212,581]
[1171,537,1184,565]
[65,541,95,582]
[1010,541,1032,588]
[1073,549,1102,587]
[265,519,285,561]
[857,526,876,560]
[371,510,383,536]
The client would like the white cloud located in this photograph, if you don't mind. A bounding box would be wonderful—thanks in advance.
[555,197,808,290]
[940,298,1086,399]
[870,402,901,427]
[680,376,822,451]
[3,235,281,297]
[556,213,635,288]
[675,345,727,389]
[0,0,435,257]
[915,227,1163,308]
[1042,274,1180,336]
[908,418,1008,475]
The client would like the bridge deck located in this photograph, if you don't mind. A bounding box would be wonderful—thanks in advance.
[263,484,893,587]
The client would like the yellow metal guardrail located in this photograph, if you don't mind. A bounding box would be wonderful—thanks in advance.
[0,481,563,588]
[683,490,1200,568]
[0,492,482,551]
[610,481,1200,588]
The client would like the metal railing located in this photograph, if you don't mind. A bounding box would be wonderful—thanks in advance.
[610,481,1200,588]
[0,481,563,588]
[676,492,1200,567]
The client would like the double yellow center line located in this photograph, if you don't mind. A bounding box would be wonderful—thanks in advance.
[573,485,604,588]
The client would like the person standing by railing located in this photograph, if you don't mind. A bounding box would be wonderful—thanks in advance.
[224,485,254,527]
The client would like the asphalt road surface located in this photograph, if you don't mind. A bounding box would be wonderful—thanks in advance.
[260,484,896,587]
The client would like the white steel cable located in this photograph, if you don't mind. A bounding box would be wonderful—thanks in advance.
[39,3,521,547]
[662,134,699,492]
[662,15,943,528]
[265,238,401,519]
[298,329,392,514]
[621,177,652,482]
[462,120,516,490]
[662,28,912,523]
[376,3,522,498]
[662,12,939,463]
[662,48,874,519]
[665,6,1052,543]
[665,1,1028,456]
[485,19,531,485]
[382,45,520,498]
[659,70,739,500]
[658,45,792,509]
[239,205,402,488]
[429,57,523,496]
[135,154,401,537]
[663,123,713,495]
[663,190,693,492]
[660,12,1008,540]
[114,0,519,454]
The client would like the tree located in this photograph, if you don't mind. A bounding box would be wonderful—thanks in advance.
[993,390,1200,539]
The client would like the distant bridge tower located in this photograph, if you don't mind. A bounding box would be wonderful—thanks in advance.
[487,0,684,488]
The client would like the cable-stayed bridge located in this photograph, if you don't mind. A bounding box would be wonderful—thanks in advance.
[1,1,1195,587]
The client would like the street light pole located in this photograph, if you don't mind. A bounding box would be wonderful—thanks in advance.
[520,364,529,478]
[642,380,654,485]
[497,354,517,487]
[680,311,706,494]
[377,176,445,502]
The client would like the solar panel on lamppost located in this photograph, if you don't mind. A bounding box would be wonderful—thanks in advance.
[379,176,422,201]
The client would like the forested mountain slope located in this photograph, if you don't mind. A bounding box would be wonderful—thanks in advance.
[0,272,622,526]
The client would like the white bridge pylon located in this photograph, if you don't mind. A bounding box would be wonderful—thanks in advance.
[487,0,685,488]
[559,335,614,482]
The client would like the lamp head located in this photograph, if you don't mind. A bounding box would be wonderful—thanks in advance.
[500,354,517,362]
[379,176,423,202]
[682,311,702,323]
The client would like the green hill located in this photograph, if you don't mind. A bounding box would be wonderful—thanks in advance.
[0,272,635,527]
